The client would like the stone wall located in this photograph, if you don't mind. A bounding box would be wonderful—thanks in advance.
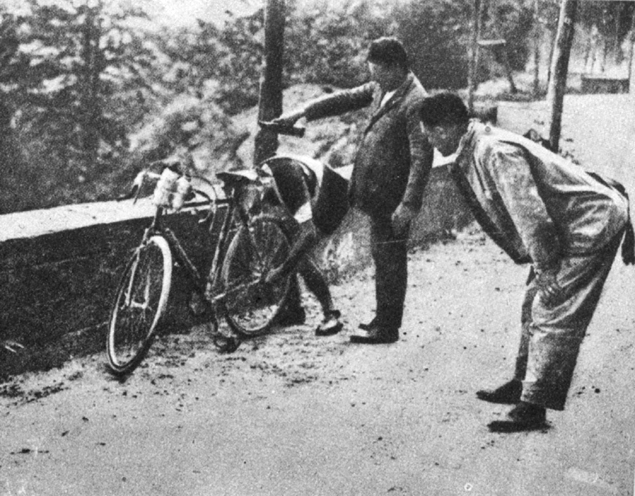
[0,165,471,377]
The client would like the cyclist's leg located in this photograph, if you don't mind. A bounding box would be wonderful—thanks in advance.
[297,257,332,315]
[275,273,306,326]
[298,257,343,336]
[264,160,311,327]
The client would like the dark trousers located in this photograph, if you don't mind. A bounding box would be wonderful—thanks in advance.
[370,214,409,330]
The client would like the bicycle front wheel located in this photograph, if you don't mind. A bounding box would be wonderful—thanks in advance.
[106,235,172,376]
[220,215,291,337]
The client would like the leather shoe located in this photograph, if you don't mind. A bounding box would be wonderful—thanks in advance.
[350,326,398,344]
[487,401,549,433]
[315,310,343,337]
[476,379,522,405]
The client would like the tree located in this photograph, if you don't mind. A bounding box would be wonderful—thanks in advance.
[0,0,157,211]
[547,0,577,152]
[23,0,154,165]
[393,0,472,89]
[284,0,388,89]
[254,0,285,165]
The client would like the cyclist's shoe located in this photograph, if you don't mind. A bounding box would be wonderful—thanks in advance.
[275,306,306,327]
[315,310,343,337]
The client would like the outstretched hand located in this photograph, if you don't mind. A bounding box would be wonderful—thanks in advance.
[270,109,305,128]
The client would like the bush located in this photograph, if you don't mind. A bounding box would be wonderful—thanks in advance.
[393,0,472,89]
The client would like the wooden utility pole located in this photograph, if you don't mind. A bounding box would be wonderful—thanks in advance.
[547,0,577,153]
[467,0,482,113]
[628,7,635,92]
[614,1,624,65]
[254,0,285,165]
[533,0,541,96]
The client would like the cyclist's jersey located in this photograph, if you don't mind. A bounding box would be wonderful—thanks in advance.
[260,155,349,236]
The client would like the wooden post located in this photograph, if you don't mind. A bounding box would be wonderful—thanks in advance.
[614,1,624,65]
[547,0,577,153]
[254,0,285,166]
[628,8,635,92]
[533,0,541,96]
[501,47,517,94]
[546,22,558,87]
[467,0,482,113]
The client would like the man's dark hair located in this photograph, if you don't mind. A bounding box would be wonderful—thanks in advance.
[367,37,409,69]
[419,92,470,127]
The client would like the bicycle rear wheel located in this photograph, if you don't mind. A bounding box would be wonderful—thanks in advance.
[220,215,291,337]
[106,235,172,376]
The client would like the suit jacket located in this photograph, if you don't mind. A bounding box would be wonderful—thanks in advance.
[453,121,629,271]
[303,73,433,217]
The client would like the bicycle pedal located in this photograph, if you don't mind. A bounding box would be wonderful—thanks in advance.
[213,335,241,353]
[188,292,210,316]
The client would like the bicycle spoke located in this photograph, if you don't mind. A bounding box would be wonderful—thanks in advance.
[221,216,291,336]
[107,236,172,376]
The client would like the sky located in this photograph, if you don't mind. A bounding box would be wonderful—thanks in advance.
[150,0,381,28]
[152,0,262,27]
[3,0,382,29]
[2,0,262,27]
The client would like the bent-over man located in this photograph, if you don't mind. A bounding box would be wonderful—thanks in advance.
[419,92,633,432]
[260,155,349,336]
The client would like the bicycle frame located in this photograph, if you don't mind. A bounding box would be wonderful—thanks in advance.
[133,175,266,314]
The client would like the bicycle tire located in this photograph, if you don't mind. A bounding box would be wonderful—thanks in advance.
[220,215,291,337]
[106,235,173,376]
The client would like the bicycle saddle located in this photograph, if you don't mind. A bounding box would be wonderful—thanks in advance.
[216,169,260,185]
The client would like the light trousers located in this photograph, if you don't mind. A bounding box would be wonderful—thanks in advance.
[513,232,624,410]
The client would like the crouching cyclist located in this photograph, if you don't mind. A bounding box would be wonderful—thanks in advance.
[259,154,349,336]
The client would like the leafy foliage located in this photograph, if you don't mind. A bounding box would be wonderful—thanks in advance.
[0,0,156,211]
[285,1,389,88]
[3,0,633,214]
[392,0,472,89]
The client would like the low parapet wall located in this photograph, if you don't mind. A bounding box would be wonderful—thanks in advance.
[0,165,471,377]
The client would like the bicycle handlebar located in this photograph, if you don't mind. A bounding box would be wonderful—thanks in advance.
[117,168,215,210]
[258,120,306,137]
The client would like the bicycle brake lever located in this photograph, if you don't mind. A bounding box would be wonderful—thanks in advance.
[116,187,137,202]
[117,170,146,202]
[132,171,147,204]
[198,209,214,225]
[2,340,24,353]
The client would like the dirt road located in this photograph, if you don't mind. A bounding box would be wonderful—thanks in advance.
[2,94,635,495]
[1,225,634,496]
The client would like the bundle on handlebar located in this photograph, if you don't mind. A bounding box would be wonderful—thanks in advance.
[259,120,306,137]
[153,167,193,211]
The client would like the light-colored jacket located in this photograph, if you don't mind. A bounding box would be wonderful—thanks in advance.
[303,73,433,217]
[453,121,629,271]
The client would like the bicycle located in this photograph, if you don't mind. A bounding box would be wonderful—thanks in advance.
[105,162,294,377]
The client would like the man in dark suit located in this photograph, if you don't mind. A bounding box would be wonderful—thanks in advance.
[272,37,434,344]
